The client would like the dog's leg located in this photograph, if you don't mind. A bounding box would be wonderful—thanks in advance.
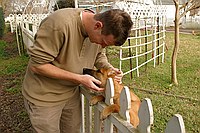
[90,95,105,105]
[130,111,139,128]
[101,104,120,120]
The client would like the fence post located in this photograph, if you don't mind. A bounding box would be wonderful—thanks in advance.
[119,86,131,123]
[81,94,85,133]
[105,78,114,105]
[137,98,154,133]
[104,78,115,133]
[85,99,92,133]
[165,114,185,133]
[118,86,131,133]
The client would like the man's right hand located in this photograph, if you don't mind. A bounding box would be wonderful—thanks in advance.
[79,75,105,92]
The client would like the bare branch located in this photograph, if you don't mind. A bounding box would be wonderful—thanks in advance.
[173,0,179,5]
[180,6,200,18]
[180,0,192,10]
[189,2,200,10]
[179,0,200,18]
[180,10,188,18]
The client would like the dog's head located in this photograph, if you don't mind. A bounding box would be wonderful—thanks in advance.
[83,68,117,88]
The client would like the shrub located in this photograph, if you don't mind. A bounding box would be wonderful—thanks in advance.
[54,0,75,11]
[0,7,5,38]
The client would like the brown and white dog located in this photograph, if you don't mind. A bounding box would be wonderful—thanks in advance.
[83,68,141,128]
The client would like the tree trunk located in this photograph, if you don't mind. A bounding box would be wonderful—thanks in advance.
[171,3,180,86]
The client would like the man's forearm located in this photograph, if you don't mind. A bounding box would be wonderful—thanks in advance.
[30,63,82,84]
[30,63,105,91]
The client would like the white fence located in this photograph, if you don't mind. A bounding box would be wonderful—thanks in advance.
[20,14,48,47]
[5,13,48,48]
[115,2,167,78]
[80,78,185,133]
[5,14,22,33]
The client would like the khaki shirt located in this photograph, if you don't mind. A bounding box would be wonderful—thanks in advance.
[22,8,112,106]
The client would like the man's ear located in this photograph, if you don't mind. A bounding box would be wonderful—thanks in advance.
[94,21,103,30]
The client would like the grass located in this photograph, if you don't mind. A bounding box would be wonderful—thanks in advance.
[0,38,29,94]
[107,32,200,133]
[1,32,199,132]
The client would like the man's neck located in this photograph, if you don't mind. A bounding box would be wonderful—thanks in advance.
[82,11,95,35]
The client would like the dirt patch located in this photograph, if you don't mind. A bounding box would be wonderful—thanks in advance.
[0,32,32,132]
[0,90,32,132]
[0,75,32,132]
[166,27,200,34]
[1,32,16,43]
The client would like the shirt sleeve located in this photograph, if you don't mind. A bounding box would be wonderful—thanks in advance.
[27,18,65,66]
[94,48,113,69]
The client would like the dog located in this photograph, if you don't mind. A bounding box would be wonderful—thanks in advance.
[83,68,141,128]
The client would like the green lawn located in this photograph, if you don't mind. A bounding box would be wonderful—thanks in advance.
[0,32,199,132]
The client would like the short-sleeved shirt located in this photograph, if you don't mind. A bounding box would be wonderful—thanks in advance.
[22,8,112,106]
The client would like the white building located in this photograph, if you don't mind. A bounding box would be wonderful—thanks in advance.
[160,0,200,29]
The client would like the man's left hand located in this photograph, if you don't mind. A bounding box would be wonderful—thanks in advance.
[111,67,123,84]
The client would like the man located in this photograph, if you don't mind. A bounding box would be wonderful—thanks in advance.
[22,8,133,133]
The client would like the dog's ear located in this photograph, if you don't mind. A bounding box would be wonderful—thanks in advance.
[99,68,103,73]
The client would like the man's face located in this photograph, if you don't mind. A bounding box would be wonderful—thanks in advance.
[89,33,115,48]
[100,34,116,48]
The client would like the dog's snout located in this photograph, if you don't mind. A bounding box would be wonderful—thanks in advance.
[83,68,87,74]
[83,68,93,75]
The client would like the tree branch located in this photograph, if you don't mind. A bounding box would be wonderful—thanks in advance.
[189,5,200,11]
[173,0,178,5]
[180,1,200,18]
[180,0,191,10]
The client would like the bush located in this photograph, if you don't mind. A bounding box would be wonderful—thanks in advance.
[0,7,5,38]
[54,0,75,11]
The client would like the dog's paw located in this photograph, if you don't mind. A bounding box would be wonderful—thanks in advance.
[89,95,105,106]
[101,113,109,121]
[101,108,111,120]
[101,104,120,120]
[89,98,99,106]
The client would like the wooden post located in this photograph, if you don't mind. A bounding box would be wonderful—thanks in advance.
[128,39,133,79]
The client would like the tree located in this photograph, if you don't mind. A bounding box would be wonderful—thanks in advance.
[0,0,28,16]
[0,5,5,38]
[11,0,27,14]
[172,0,200,85]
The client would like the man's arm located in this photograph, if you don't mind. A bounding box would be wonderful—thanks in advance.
[30,63,104,91]
[94,49,123,83]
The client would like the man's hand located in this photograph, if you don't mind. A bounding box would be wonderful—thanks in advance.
[111,67,123,84]
[79,75,105,92]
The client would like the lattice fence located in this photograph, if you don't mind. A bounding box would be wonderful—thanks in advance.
[114,1,167,78]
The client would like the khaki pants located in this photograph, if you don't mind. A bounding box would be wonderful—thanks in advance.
[24,89,81,133]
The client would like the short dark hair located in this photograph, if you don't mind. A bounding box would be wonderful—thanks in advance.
[94,9,133,46]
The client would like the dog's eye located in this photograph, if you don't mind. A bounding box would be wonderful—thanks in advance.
[97,69,101,73]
